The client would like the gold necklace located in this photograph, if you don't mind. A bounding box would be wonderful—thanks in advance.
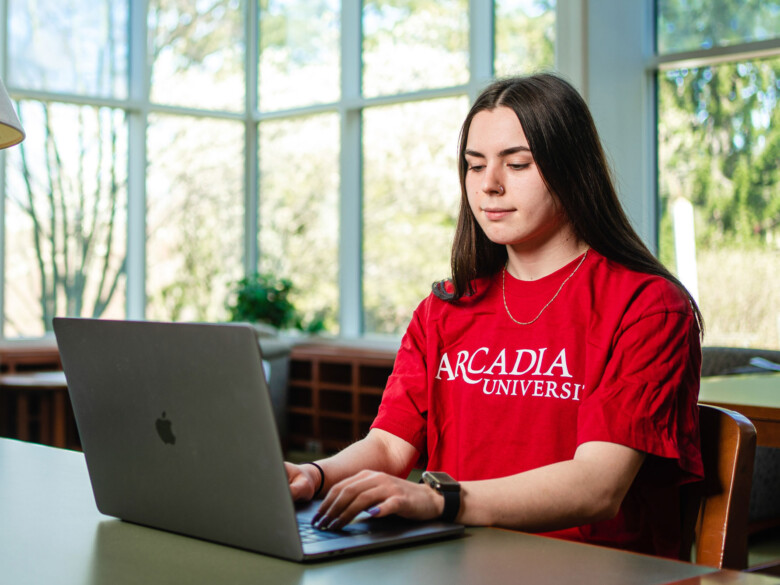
[502,250,589,326]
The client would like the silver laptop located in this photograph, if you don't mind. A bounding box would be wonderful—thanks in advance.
[53,317,463,562]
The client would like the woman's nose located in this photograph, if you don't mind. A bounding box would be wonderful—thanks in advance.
[482,167,504,195]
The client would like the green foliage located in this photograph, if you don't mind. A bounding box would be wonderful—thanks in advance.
[657,0,780,53]
[494,0,555,77]
[657,3,780,348]
[227,273,297,329]
[257,115,339,334]
[259,0,338,60]
[149,0,243,72]
[362,0,468,53]
[658,56,780,250]
[226,273,326,333]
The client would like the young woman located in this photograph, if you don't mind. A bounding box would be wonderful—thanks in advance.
[286,73,703,559]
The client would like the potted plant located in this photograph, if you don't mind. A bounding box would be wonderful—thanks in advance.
[226,273,326,335]
[226,273,297,336]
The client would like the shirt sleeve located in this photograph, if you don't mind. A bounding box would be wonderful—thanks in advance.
[576,286,704,484]
[369,297,431,454]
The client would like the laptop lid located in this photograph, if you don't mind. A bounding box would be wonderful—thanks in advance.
[53,318,463,561]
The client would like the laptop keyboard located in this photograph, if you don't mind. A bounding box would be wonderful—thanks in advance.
[298,522,369,544]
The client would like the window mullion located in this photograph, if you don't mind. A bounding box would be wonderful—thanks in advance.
[0,0,8,335]
[126,0,149,320]
[339,0,363,337]
[246,0,259,277]
[469,0,494,101]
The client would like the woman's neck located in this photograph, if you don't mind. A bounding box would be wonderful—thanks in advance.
[505,232,589,281]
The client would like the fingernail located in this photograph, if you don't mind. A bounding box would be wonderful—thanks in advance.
[314,515,330,529]
[366,506,380,517]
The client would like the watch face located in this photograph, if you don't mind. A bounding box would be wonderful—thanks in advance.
[423,471,460,491]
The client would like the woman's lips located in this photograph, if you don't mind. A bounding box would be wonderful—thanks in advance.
[482,208,514,220]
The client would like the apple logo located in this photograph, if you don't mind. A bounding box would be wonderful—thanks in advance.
[155,411,176,445]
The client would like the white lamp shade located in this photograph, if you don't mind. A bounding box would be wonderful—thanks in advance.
[0,78,24,149]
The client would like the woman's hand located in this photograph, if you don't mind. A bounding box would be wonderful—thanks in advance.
[312,470,444,531]
[285,462,321,502]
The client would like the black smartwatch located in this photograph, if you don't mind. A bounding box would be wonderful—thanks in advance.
[421,471,461,523]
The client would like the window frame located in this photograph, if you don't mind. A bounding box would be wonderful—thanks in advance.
[0,0,664,341]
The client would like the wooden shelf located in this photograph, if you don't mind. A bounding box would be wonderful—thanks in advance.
[286,342,396,454]
[0,343,77,449]
[0,343,61,373]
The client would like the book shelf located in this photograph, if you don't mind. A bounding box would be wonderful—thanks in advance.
[286,342,397,454]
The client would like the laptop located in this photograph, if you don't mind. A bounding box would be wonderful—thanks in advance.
[53,317,463,562]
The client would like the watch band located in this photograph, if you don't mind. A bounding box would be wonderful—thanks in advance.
[439,488,460,523]
[421,471,461,523]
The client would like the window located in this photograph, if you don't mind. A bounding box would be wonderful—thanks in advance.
[4,102,128,337]
[149,0,245,112]
[1,0,556,340]
[8,0,129,98]
[494,0,555,78]
[362,0,469,98]
[362,97,467,334]
[657,0,780,53]
[258,114,340,332]
[258,0,340,111]
[656,0,780,349]
[146,114,245,323]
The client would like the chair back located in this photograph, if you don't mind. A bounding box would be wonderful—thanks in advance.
[680,404,756,569]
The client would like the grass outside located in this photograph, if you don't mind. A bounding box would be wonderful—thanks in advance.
[697,247,780,350]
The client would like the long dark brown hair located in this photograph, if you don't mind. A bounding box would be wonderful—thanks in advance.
[437,73,703,332]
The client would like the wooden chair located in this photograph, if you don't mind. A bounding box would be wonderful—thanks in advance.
[680,404,757,569]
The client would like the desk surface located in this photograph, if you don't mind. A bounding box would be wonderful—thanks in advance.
[699,373,780,448]
[0,369,68,388]
[3,440,780,585]
[700,373,780,409]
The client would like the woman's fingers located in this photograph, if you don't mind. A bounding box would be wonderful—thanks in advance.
[312,470,378,526]
[285,462,316,502]
[319,484,390,530]
[313,470,441,530]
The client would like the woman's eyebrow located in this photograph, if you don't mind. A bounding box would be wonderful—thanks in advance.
[498,145,531,156]
[464,146,531,158]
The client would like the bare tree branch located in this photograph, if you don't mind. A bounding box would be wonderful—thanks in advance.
[16,109,50,325]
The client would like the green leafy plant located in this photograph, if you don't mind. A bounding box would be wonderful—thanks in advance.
[226,273,298,330]
[226,273,327,334]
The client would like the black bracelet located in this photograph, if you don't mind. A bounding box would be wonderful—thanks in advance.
[302,462,325,498]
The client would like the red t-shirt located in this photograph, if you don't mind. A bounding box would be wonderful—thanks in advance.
[371,250,703,558]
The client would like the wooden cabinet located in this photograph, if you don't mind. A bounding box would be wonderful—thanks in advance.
[0,343,61,373]
[0,342,74,448]
[286,342,397,454]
